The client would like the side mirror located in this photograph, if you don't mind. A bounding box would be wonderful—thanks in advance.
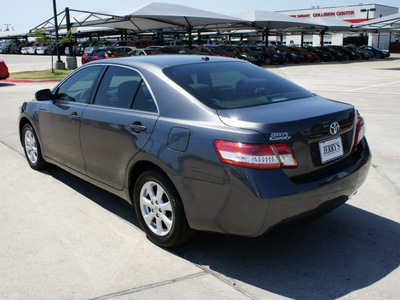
[35,89,54,101]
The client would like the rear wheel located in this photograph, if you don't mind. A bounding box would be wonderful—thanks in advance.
[22,123,47,170]
[133,170,194,247]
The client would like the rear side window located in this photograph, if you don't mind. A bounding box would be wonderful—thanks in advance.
[93,66,157,112]
[164,62,313,109]
[94,66,141,109]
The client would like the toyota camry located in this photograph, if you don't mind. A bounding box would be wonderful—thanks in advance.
[19,56,371,247]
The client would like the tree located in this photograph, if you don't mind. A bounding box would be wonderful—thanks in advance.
[32,27,49,43]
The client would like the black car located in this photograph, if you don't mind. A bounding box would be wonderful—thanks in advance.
[346,46,374,60]
[222,46,264,65]
[331,46,360,60]
[275,46,304,63]
[306,47,335,62]
[319,46,349,61]
[19,56,371,247]
[359,45,390,58]
[246,46,286,65]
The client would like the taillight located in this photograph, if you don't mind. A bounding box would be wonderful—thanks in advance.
[354,117,365,146]
[213,140,298,169]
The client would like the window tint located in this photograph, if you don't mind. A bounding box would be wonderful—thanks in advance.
[94,66,141,109]
[164,62,313,109]
[132,81,157,113]
[56,66,102,103]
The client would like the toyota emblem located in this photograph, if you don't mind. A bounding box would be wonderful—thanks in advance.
[330,122,340,135]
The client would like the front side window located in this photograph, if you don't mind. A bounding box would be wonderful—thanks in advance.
[56,66,102,103]
[164,62,313,109]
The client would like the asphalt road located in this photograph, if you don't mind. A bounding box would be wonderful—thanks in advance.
[0,54,399,299]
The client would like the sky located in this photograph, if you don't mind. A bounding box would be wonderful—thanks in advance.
[1,0,399,32]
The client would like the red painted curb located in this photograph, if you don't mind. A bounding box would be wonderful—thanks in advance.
[3,78,62,83]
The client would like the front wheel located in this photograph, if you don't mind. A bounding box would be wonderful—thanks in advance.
[22,123,47,170]
[133,170,194,247]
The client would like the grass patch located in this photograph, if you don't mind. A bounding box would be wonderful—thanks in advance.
[10,69,73,80]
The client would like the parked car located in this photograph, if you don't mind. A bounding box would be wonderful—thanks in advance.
[247,46,286,65]
[346,46,374,60]
[193,46,237,58]
[36,43,57,55]
[331,46,360,60]
[155,46,194,55]
[27,43,42,55]
[133,40,156,49]
[83,41,115,54]
[0,60,9,80]
[193,39,219,47]
[289,47,320,62]
[10,43,23,54]
[1,43,13,54]
[125,48,163,56]
[274,46,305,63]
[318,46,349,61]
[358,45,390,58]
[21,43,33,54]
[221,46,264,65]
[163,40,186,47]
[305,47,335,62]
[81,48,130,64]
[74,41,96,56]
[19,55,370,247]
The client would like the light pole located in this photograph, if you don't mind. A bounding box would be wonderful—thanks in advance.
[52,0,65,69]
[360,8,376,21]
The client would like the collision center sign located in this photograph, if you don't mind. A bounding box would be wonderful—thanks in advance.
[290,10,355,18]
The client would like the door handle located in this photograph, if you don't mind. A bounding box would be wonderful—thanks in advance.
[128,123,147,133]
[69,112,80,119]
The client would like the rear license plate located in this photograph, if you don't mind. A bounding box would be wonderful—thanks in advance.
[319,136,344,164]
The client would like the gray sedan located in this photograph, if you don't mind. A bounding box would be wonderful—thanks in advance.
[19,55,371,247]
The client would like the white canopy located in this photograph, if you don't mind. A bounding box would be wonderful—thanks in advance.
[85,2,246,32]
[353,12,400,30]
[236,10,321,30]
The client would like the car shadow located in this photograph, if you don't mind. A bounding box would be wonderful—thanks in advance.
[44,165,140,228]
[173,204,400,299]
[0,82,15,87]
[42,165,399,299]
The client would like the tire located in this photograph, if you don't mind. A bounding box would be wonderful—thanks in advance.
[22,123,47,170]
[376,53,382,59]
[133,170,194,247]
[265,57,272,65]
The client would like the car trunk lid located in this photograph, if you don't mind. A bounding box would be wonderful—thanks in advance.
[217,95,356,179]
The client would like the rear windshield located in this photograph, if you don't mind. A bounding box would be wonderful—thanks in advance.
[163,62,313,109]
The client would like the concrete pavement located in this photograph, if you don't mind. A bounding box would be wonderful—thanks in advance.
[0,54,399,299]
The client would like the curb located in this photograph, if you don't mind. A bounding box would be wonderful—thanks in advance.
[4,78,63,83]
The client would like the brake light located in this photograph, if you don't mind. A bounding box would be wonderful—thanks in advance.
[213,140,298,169]
[354,117,365,146]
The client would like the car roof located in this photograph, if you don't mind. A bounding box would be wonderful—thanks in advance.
[87,54,237,69]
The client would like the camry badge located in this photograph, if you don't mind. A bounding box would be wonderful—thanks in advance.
[330,122,340,135]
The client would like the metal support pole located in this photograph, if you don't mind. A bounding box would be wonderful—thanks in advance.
[65,7,73,57]
[301,33,304,46]
[265,29,269,45]
[188,26,193,48]
[52,0,61,62]
[320,30,325,46]
[197,30,202,45]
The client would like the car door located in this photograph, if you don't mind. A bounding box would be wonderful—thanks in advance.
[37,65,103,173]
[80,65,159,190]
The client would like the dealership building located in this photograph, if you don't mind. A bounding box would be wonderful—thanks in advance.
[276,4,398,49]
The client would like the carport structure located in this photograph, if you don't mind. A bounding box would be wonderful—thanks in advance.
[26,2,374,49]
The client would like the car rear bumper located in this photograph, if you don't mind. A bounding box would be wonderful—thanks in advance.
[177,138,371,237]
